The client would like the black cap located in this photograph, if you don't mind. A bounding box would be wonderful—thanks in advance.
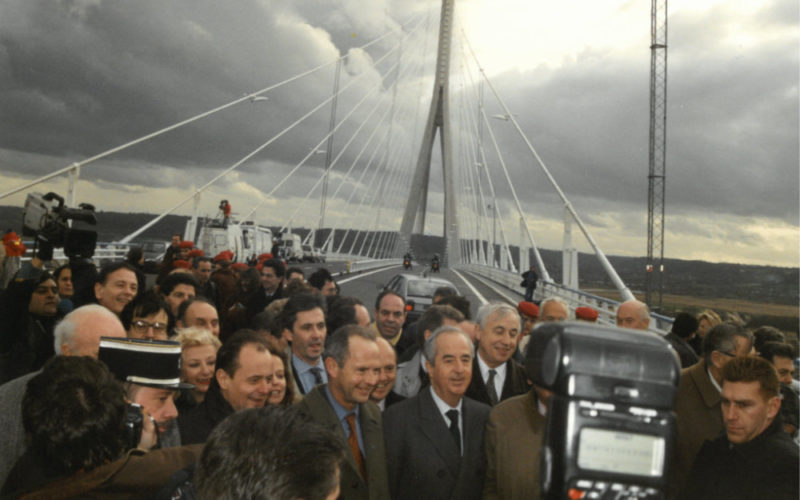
[98,337,193,390]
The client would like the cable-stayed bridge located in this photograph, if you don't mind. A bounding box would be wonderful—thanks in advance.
[0,1,673,331]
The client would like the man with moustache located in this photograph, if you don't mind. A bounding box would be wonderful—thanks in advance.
[384,325,491,500]
[99,336,192,448]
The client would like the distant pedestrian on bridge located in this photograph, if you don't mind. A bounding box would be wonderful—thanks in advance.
[520,266,538,302]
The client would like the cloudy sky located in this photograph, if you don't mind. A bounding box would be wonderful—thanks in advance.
[0,0,797,267]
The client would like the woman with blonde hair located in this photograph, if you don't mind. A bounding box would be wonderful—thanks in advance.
[172,327,222,413]
[691,309,723,355]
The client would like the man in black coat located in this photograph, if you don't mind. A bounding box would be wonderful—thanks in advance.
[465,303,528,407]
[665,312,699,368]
[384,325,491,500]
[681,356,799,500]
[178,330,273,444]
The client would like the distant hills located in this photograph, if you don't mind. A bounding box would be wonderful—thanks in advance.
[2,205,797,312]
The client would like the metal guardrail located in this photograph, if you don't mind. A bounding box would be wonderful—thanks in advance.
[348,258,402,273]
[457,263,673,333]
[21,242,133,266]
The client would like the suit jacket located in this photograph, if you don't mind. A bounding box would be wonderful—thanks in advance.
[483,389,545,500]
[673,360,724,498]
[296,385,390,500]
[393,350,429,398]
[383,388,491,500]
[465,357,529,407]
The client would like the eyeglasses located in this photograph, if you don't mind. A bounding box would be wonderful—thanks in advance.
[718,350,736,358]
[131,320,168,334]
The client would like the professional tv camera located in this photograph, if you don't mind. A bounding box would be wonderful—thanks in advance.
[22,191,98,260]
[526,322,681,500]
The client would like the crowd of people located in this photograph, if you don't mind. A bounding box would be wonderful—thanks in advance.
[0,234,797,499]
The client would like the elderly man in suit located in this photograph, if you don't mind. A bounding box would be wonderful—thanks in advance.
[384,325,491,500]
[393,305,464,398]
[297,324,390,500]
[466,302,529,407]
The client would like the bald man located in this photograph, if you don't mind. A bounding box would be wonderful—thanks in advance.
[616,300,650,330]
[0,305,127,485]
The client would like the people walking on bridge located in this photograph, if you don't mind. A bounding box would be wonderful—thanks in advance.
[520,266,538,302]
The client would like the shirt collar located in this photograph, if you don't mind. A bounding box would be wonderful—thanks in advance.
[707,366,722,393]
[292,353,324,374]
[429,384,462,415]
[324,384,360,422]
[476,352,507,381]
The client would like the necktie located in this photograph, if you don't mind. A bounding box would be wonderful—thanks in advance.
[310,367,323,386]
[346,413,367,479]
[486,369,499,406]
[446,409,461,454]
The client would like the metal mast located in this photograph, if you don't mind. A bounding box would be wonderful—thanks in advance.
[646,0,667,311]
[396,0,459,265]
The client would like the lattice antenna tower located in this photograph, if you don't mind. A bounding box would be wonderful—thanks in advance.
[646,0,668,311]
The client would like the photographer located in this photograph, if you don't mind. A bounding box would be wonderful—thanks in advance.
[1,356,201,499]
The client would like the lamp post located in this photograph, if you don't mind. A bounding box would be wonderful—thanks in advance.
[488,203,496,266]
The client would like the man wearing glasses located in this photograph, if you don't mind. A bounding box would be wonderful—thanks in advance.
[672,323,753,498]
[121,291,171,341]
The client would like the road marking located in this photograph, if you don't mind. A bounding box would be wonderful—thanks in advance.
[337,265,399,284]
[450,268,488,305]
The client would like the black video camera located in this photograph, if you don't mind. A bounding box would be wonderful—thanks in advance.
[22,191,98,260]
[526,322,681,500]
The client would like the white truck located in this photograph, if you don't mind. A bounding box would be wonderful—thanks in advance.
[195,219,273,263]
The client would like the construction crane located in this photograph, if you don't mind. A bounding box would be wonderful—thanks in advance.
[646,0,668,311]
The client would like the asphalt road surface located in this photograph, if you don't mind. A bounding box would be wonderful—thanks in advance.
[296,261,525,320]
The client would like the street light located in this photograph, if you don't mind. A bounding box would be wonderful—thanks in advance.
[488,203,497,266]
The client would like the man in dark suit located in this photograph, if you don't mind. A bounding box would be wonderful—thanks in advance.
[466,303,529,406]
[393,305,464,398]
[370,337,404,411]
[672,323,753,498]
[297,324,390,500]
[383,325,491,500]
[280,293,329,396]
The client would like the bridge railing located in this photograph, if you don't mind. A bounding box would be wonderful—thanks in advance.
[326,253,401,273]
[21,242,133,266]
[457,263,673,333]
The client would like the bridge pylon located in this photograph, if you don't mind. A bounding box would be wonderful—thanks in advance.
[396,0,459,266]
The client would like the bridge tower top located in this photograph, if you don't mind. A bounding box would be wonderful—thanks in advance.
[395,0,459,265]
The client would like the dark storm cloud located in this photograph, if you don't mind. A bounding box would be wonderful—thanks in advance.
[478,1,798,226]
[0,0,426,179]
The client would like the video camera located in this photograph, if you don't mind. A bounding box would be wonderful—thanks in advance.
[22,191,98,260]
[526,322,681,500]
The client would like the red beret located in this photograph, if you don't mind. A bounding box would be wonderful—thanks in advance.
[257,253,273,261]
[575,306,599,321]
[213,250,234,263]
[178,241,194,249]
[231,262,249,271]
[187,249,204,258]
[172,260,191,269]
[517,301,539,318]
